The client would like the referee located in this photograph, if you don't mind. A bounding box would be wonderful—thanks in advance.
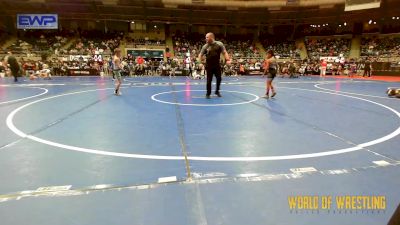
[198,33,231,98]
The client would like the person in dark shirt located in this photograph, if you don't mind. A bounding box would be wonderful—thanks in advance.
[363,58,371,77]
[4,52,20,82]
[198,33,231,98]
[263,50,277,99]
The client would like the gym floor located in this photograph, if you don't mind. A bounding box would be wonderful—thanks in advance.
[0,75,399,225]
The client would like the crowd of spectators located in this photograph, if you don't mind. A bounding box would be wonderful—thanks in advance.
[222,34,261,59]
[361,36,400,60]
[2,30,400,79]
[67,31,122,56]
[3,30,74,56]
[271,56,382,78]
[173,33,261,58]
[305,37,351,60]
[261,38,300,59]
[172,33,203,59]
[172,33,262,74]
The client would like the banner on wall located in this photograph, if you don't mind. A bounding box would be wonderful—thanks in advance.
[17,14,58,29]
[126,49,164,58]
[319,56,346,63]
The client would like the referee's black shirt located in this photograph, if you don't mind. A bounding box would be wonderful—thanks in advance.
[200,41,226,68]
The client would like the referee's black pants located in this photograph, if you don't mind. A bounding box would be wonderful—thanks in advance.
[363,68,371,77]
[10,68,19,82]
[206,66,222,96]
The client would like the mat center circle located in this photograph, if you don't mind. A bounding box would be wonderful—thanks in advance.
[151,90,260,106]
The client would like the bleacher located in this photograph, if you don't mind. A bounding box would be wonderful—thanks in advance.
[222,35,261,59]
[361,36,400,59]
[68,31,122,56]
[4,30,74,57]
[305,37,351,60]
[261,38,300,59]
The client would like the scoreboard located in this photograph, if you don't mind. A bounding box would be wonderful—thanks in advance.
[345,0,381,11]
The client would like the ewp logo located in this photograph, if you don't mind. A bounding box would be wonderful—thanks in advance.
[17,14,58,29]
[93,55,103,62]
